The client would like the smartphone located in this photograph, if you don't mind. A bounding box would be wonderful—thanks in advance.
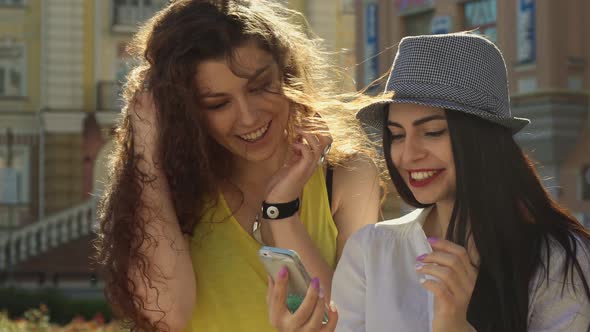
[258,246,328,322]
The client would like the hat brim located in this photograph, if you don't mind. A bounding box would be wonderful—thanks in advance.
[356,98,530,134]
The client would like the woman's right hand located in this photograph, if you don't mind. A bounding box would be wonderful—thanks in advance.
[264,119,333,204]
[267,267,338,332]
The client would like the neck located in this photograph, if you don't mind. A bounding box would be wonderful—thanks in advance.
[425,199,455,238]
[230,139,290,190]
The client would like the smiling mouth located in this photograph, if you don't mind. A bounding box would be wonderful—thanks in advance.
[238,121,271,142]
[408,169,444,187]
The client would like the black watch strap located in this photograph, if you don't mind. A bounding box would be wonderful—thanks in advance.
[261,198,300,220]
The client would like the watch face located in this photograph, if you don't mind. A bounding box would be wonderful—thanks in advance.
[267,206,280,219]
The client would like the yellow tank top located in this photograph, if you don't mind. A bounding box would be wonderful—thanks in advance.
[184,166,338,332]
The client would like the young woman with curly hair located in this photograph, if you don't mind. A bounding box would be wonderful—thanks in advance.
[94,1,384,331]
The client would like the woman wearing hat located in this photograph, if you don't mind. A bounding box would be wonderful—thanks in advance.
[332,32,590,332]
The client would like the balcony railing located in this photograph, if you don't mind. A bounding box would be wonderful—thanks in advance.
[0,203,32,229]
[0,198,97,271]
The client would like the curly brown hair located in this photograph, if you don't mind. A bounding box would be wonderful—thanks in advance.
[94,0,387,330]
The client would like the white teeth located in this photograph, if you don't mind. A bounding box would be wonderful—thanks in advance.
[410,171,437,181]
[239,122,269,142]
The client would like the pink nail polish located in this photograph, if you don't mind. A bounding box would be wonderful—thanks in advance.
[415,262,424,270]
[278,266,288,278]
[416,254,427,261]
[312,277,320,289]
[427,237,439,244]
[319,287,325,298]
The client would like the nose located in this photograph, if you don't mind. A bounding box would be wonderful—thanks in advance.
[236,95,259,127]
[400,135,427,165]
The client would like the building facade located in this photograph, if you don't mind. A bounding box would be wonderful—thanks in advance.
[289,0,358,92]
[0,0,166,296]
[0,0,366,295]
[356,0,590,225]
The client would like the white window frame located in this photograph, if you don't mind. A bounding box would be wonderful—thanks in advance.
[0,42,26,97]
[0,144,31,204]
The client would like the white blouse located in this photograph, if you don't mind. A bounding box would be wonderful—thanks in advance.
[332,208,590,332]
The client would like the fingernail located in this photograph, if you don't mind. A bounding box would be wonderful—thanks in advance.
[416,254,427,261]
[311,277,320,290]
[427,237,439,244]
[278,266,288,278]
[419,277,427,284]
[415,262,424,270]
[329,300,338,312]
[319,287,325,298]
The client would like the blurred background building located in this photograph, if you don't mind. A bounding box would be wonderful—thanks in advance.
[0,0,363,300]
[290,0,358,92]
[0,0,588,301]
[0,0,167,298]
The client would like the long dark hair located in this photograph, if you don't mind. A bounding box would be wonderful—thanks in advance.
[383,108,590,332]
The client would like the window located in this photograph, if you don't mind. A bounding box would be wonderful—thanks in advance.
[0,44,25,97]
[464,0,497,42]
[342,0,355,14]
[112,0,163,28]
[404,10,435,36]
[396,0,434,13]
[516,0,535,64]
[581,165,590,201]
[0,0,25,6]
[0,145,30,204]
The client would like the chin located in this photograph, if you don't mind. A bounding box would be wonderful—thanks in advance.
[236,146,278,163]
[414,197,436,205]
[410,191,439,205]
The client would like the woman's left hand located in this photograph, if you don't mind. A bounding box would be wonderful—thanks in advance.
[416,238,478,332]
[266,268,338,332]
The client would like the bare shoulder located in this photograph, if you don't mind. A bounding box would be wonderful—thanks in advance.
[330,153,381,222]
[331,154,380,189]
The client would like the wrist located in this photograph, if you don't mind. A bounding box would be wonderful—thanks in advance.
[261,198,300,220]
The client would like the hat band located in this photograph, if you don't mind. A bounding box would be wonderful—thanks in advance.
[389,80,510,117]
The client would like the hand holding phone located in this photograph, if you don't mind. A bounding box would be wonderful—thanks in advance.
[260,246,338,331]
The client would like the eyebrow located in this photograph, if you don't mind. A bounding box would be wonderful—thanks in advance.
[387,115,446,128]
[200,64,273,98]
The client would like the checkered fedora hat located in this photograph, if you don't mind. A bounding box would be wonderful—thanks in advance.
[357,32,529,133]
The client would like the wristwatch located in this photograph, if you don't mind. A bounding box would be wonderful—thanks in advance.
[261,198,300,220]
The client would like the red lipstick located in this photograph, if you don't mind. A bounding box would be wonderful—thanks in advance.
[408,169,444,188]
